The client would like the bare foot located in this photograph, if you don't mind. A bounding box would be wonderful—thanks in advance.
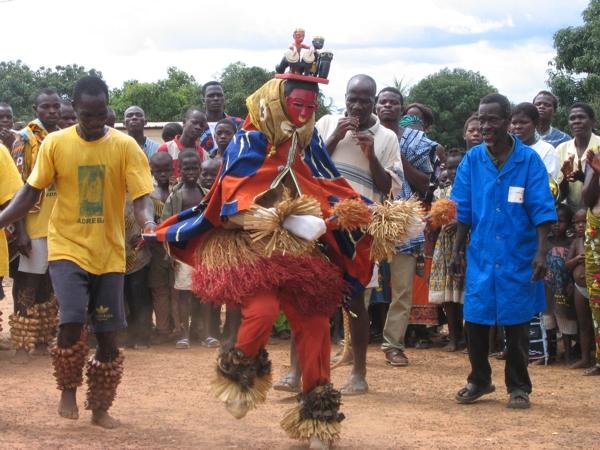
[583,366,600,376]
[569,359,593,369]
[273,370,301,393]
[10,349,30,365]
[31,343,49,356]
[340,373,368,396]
[58,390,79,420]
[91,410,120,429]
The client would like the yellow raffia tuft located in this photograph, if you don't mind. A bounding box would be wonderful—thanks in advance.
[329,198,372,231]
[280,405,342,443]
[429,198,457,229]
[243,190,322,257]
[367,197,425,262]
[195,228,260,270]
[211,371,273,410]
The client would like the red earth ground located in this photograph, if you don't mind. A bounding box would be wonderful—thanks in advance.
[1,289,599,449]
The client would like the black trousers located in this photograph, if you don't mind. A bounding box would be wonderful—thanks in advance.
[465,321,532,394]
[124,265,153,345]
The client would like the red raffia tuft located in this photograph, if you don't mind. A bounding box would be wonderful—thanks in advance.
[192,255,348,317]
[329,198,372,231]
[429,198,457,229]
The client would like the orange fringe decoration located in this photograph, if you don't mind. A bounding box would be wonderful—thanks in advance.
[429,198,457,229]
[329,198,372,231]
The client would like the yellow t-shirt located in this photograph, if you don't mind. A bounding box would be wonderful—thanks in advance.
[0,144,24,276]
[25,184,57,239]
[27,127,153,275]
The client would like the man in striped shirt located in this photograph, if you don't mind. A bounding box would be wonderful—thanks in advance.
[316,75,403,395]
[376,87,436,367]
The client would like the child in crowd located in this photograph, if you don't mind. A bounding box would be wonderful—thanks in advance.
[213,118,237,158]
[429,148,465,351]
[187,157,224,348]
[161,122,183,144]
[543,204,577,363]
[566,208,595,369]
[148,152,178,343]
[162,150,205,349]
[123,196,153,349]
[200,158,220,194]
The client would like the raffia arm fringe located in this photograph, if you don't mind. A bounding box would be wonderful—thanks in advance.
[367,197,425,261]
[211,371,273,409]
[280,405,342,442]
[329,198,372,231]
[429,198,457,229]
[242,190,322,256]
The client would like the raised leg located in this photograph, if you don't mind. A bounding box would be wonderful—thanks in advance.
[213,290,280,419]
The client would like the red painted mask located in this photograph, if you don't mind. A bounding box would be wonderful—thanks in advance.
[284,88,318,128]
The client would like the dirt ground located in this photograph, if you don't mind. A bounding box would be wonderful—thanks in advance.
[1,290,600,450]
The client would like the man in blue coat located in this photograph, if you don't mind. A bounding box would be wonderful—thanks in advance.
[450,93,556,409]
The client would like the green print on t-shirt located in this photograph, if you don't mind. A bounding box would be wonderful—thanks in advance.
[79,165,105,218]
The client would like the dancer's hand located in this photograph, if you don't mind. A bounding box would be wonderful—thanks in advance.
[283,215,326,241]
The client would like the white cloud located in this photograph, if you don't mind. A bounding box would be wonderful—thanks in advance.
[0,0,588,113]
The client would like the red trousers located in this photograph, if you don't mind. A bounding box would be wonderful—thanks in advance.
[235,289,331,393]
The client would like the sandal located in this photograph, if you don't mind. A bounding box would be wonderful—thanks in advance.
[583,365,600,376]
[507,389,530,409]
[455,382,495,404]
[201,336,220,348]
[175,338,190,349]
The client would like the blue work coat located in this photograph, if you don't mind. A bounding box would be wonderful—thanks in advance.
[451,138,557,325]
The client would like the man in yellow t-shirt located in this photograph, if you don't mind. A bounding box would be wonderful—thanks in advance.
[0,144,23,301]
[10,87,61,362]
[0,76,155,430]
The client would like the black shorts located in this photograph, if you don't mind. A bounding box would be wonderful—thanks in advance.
[49,259,126,333]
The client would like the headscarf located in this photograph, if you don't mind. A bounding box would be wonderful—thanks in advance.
[399,114,424,129]
[11,119,49,181]
[245,78,315,151]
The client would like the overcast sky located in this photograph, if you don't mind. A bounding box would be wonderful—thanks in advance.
[0,0,588,110]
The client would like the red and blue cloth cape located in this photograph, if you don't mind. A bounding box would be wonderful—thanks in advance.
[150,119,373,296]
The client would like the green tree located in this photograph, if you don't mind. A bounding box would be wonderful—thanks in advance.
[391,76,410,99]
[110,67,201,122]
[35,64,103,100]
[0,61,35,122]
[218,62,274,118]
[408,68,496,148]
[547,0,600,131]
[0,61,102,122]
